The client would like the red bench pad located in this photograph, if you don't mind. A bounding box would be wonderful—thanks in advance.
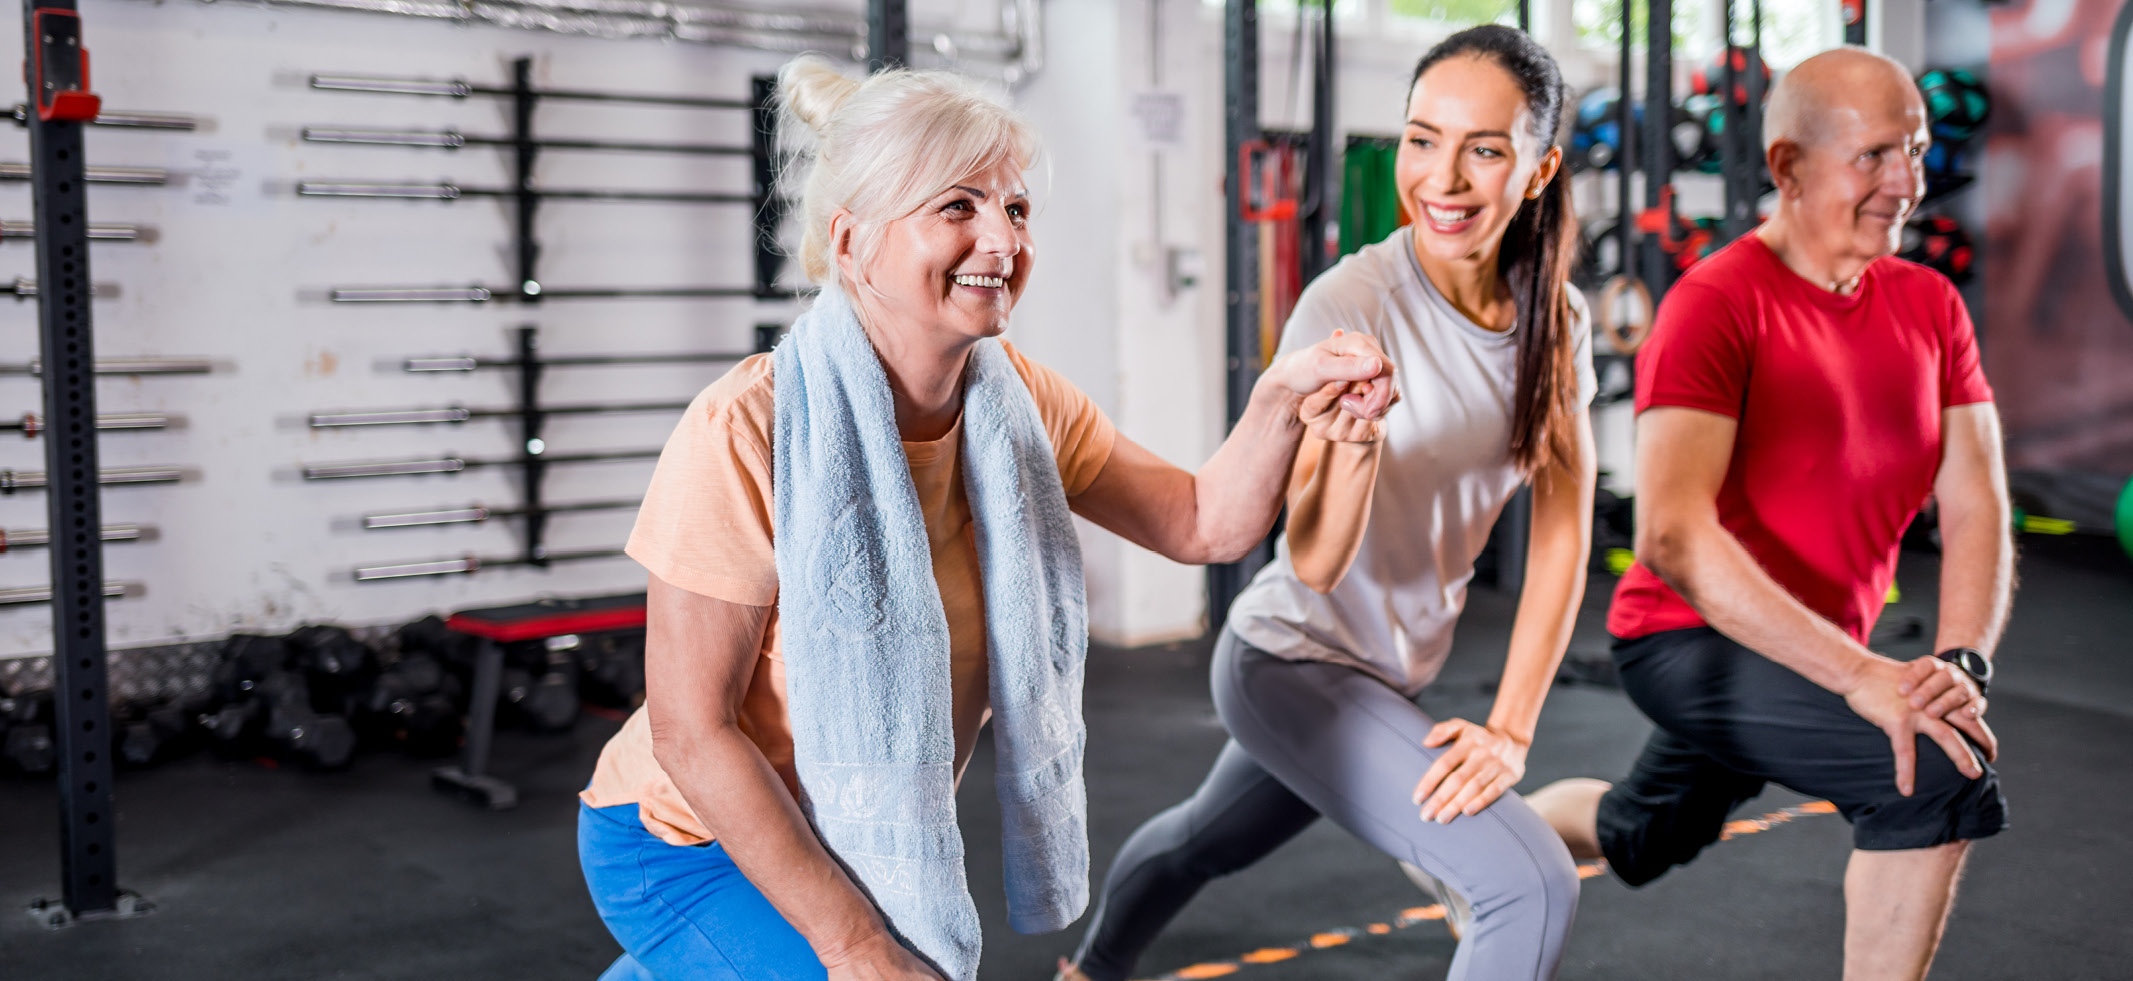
[446,592,648,643]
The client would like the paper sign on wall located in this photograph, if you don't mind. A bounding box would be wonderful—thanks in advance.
[1130,91,1186,151]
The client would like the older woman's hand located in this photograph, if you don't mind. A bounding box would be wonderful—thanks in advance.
[821,931,947,981]
[1272,329,1399,442]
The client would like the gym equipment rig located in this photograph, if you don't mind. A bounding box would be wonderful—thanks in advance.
[17,0,153,927]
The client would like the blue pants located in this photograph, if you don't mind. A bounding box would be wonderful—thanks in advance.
[578,801,828,980]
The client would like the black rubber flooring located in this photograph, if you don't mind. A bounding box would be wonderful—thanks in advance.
[4,537,2130,979]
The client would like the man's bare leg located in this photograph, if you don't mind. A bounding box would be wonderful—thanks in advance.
[1526,778,1610,861]
[1843,840,1970,981]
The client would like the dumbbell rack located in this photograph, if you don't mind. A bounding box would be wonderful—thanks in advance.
[296,59,799,582]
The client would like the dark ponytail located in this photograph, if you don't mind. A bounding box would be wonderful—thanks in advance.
[1412,26,1580,475]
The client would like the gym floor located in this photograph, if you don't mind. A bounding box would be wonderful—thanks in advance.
[4,537,2129,980]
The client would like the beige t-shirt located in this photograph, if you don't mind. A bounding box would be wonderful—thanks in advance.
[583,342,1117,846]
[1229,230,1595,696]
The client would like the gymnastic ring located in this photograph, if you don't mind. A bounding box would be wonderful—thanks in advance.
[1596,275,1654,355]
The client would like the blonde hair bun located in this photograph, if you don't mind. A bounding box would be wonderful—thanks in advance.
[777,55,862,138]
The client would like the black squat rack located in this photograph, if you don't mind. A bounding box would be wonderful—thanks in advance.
[17,0,146,926]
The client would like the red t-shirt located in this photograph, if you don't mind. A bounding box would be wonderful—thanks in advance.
[1608,234,1994,644]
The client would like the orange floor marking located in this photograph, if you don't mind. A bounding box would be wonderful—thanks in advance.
[1140,800,1835,981]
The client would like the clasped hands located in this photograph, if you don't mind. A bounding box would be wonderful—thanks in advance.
[1846,653,1997,797]
[1265,329,1401,441]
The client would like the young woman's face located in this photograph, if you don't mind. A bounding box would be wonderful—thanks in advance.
[845,156,1035,343]
[1395,55,1560,267]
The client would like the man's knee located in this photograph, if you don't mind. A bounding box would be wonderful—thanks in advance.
[1852,746,2008,851]
[1592,777,1750,887]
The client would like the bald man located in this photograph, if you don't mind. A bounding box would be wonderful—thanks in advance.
[1526,48,2012,980]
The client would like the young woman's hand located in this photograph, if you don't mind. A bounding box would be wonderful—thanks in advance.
[1265,329,1400,435]
[820,932,946,981]
[1410,719,1531,824]
[1299,379,1389,442]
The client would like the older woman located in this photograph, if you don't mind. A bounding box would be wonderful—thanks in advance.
[575,57,1395,981]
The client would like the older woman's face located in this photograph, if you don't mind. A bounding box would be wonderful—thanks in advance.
[858,157,1033,342]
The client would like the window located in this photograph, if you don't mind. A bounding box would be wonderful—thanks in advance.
[1385,0,1521,30]
[1746,0,1841,69]
[1201,0,1366,20]
[1574,0,1704,54]
[1573,0,1837,69]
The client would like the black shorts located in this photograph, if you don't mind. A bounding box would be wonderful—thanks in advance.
[1596,627,2008,888]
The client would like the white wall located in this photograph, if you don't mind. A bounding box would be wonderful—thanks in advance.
[0,3,803,656]
[0,0,1203,659]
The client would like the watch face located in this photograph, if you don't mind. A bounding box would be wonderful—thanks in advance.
[1945,648,1990,682]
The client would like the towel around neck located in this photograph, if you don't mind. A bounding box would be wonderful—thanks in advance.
[770,286,1090,979]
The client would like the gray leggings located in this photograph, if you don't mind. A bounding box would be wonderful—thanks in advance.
[1073,629,1579,981]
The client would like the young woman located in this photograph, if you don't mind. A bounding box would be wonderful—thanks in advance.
[1062,26,1598,981]
[573,57,1395,981]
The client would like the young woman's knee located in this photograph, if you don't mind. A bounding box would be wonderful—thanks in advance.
[1468,814,1582,926]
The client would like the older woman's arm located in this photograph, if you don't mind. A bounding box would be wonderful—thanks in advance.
[645,574,942,980]
[1072,332,1396,565]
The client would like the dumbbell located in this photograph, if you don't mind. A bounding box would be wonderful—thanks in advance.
[286,624,376,714]
[394,614,475,668]
[117,695,209,768]
[202,632,285,757]
[577,631,647,709]
[5,723,54,774]
[214,632,293,703]
[4,691,55,775]
[207,631,358,769]
[359,652,465,758]
[202,697,263,755]
[502,662,580,733]
[3,691,55,775]
[257,671,357,770]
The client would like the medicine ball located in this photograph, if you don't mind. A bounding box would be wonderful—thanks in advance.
[1900,213,1975,282]
[1918,68,1990,144]
[1691,46,1771,108]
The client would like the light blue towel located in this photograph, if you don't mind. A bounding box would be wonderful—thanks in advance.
[772,286,1090,980]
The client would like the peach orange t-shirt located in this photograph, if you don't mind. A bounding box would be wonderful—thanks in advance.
[582,341,1117,846]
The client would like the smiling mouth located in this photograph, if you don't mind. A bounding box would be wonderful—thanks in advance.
[952,274,1007,288]
[1424,204,1481,224]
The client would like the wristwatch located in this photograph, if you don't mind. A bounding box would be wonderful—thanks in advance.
[1934,647,1992,694]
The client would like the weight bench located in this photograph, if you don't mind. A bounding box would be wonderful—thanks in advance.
[431,591,647,810]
